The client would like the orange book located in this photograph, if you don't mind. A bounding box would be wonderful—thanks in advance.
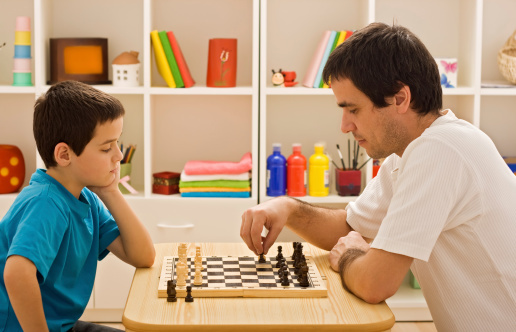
[166,31,195,88]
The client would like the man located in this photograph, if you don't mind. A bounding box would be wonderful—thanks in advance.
[240,23,516,331]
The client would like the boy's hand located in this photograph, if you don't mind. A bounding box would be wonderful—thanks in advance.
[88,163,121,199]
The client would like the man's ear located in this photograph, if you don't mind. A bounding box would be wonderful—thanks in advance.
[394,84,411,114]
[54,143,72,167]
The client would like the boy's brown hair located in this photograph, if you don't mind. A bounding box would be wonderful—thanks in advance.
[323,23,442,116]
[33,80,125,168]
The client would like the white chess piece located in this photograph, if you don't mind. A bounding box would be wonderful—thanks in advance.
[193,267,203,286]
[176,260,187,287]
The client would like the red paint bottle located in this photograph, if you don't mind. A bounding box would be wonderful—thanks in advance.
[287,143,306,196]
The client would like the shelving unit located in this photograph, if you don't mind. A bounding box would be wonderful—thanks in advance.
[1,0,516,323]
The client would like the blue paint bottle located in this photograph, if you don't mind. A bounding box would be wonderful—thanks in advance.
[266,143,287,196]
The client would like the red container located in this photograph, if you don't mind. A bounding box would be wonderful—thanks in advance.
[152,171,180,195]
[0,145,25,194]
[335,169,361,196]
[206,38,237,87]
[287,144,306,196]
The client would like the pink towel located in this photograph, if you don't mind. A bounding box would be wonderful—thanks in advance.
[184,152,252,175]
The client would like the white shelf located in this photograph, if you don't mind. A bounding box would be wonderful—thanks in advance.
[262,194,357,204]
[149,86,254,95]
[0,85,36,94]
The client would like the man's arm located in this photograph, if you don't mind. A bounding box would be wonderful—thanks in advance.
[4,255,49,332]
[329,232,413,303]
[241,196,353,255]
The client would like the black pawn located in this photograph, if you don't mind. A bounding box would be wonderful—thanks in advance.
[185,286,194,302]
[276,246,284,261]
[258,253,266,263]
[299,268,310,287]
[281,273,290,286]
[167,280,177,302]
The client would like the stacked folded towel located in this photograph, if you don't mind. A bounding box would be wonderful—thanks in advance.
[180,152,252,198]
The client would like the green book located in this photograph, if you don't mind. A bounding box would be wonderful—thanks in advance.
[158,30,184,88]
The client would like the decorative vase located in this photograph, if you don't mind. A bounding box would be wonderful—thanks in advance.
[0,145,25,194]
[206,38,237,87]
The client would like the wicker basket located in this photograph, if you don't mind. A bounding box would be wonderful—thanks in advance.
[498,30,516,84]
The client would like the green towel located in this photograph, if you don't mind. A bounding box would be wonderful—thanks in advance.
[179,179,250,189]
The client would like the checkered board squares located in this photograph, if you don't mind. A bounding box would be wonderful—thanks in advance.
[158,256,327,298]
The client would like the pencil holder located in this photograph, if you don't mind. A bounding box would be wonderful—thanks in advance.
[335,168,361,196]
[119,163,132,194]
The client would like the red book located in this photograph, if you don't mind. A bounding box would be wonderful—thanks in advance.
[166,31,195,88]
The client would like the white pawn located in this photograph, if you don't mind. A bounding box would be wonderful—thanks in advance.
[193,267,203,286]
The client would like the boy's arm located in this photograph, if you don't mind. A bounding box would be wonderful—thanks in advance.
[4,255,49,332]
[99,190,155,268]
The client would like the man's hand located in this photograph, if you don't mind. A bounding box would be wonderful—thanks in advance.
[329,231,370,271]
[240,197,294,255]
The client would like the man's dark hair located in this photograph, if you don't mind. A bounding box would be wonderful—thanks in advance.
[33,80,125,168]
[323,23,442,115]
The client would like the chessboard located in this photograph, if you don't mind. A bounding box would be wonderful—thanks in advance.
[158,255,327,298]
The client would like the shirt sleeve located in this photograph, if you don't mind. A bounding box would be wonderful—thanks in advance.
[346,155,397,239]
[371,137,481,261]
[7,197,68,281]
[88,192,120,261]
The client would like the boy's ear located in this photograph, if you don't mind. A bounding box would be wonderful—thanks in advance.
[54,143,72,166]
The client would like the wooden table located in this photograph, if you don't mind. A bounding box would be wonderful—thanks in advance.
[122,243,395,331]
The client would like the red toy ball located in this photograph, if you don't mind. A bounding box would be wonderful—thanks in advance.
[0,145,25,194]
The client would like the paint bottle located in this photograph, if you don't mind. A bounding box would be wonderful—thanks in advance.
[266,143,286,196]
[287,143,306,196]
[308,143,329,196]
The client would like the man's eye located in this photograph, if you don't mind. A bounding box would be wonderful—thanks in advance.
[350,109,357,114]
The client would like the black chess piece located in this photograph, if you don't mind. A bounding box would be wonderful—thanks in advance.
[276,246,284,261]
[258,253,266,263]
[281,273,290,286]
[297,263,308,282]
[185,286,194,302]
[299,267,310,287]
[167,279,177,302]
[278,265,286,278]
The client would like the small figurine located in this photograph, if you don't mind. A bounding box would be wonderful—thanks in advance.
[281,71,298,87]
[271,69,285,87]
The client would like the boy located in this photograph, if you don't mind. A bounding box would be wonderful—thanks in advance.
[0,80,155,331]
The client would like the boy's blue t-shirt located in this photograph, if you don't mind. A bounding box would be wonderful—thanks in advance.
[0,169,120,332]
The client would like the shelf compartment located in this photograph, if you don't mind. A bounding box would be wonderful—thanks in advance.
[0,94,38,190]
[150,0,255,88]
[480,96,516,157]
[375,0,478,88]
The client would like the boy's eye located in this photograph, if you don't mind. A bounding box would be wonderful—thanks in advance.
[349,109,357,114]
[102,148,112,153]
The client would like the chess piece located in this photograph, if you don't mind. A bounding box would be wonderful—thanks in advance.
[185,286,194,302]
[299,266,310,287]
[276,246,283,261]
[195,245,203,270]
[258,253,266,263]
[176,260,187,287]
[193,266,203,286]
[281,273,290,286]
[167,279,177,302]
